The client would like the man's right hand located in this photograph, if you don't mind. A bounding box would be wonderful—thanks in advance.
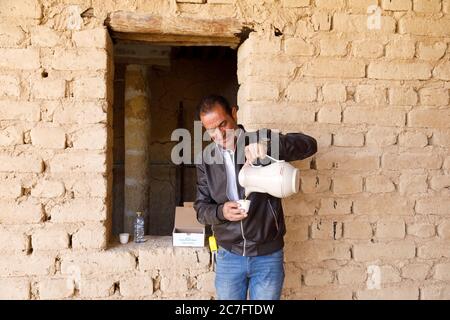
[223,201,248,221]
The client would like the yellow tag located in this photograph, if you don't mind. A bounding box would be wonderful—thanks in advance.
[208,236,218,252]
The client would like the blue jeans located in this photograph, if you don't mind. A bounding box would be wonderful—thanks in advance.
[215,247,284,300]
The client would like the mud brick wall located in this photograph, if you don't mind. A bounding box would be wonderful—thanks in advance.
[0,0,449,300]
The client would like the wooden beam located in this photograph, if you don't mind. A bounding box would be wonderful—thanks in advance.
[106,11,243,37]
[106,11,248,48]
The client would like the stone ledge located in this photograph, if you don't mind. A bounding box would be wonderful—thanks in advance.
[109,235,211,272]
[108,235,208,253]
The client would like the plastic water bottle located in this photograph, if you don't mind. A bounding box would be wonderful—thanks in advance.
[134,211,145,243]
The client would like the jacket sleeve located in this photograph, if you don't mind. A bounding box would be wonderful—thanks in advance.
[266,130,318,162]
[194,163,227,226]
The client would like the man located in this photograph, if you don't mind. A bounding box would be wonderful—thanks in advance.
[194,94,317,300]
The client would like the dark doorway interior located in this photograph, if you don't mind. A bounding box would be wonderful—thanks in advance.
[112,44,238,236]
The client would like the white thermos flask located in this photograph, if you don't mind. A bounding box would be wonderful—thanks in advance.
[238,155,300,198]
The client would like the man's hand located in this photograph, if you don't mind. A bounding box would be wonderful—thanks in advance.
[223,201,247,221]
[244,141,268,165]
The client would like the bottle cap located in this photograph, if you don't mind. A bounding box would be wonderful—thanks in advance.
[136,211,143,216]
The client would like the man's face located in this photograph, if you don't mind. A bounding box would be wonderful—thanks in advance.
[200,103,238,149]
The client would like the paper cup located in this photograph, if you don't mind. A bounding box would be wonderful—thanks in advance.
[119,233,130,244]
[237,199,251,213]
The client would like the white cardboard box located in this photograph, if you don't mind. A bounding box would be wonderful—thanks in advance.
[172,206,205,247]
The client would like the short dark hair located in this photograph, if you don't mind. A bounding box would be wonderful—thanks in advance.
[196,94,232,120]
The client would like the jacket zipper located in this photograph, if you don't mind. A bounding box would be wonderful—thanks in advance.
[268,199,280,231]
[234,150,246,257]
[240,221,247,256]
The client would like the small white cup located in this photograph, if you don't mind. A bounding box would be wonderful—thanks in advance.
[119,233,129,244]
[237,199,251,213]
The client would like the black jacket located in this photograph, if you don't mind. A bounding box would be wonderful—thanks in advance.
[194,125,317,256]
